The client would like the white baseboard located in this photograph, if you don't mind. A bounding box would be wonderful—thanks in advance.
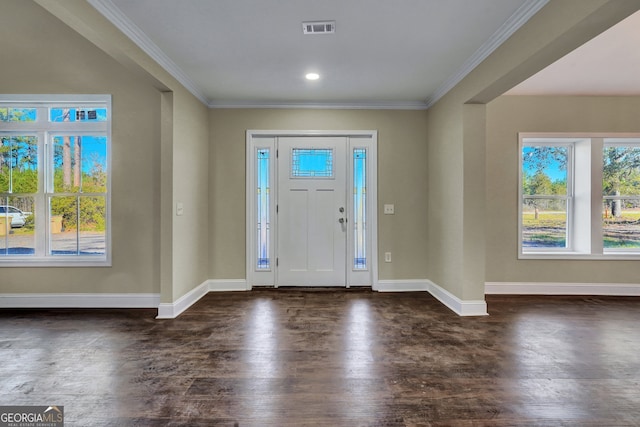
[0,293,160,308]
[427,280,488,316]
[157,280,209,319]
[376,279,487,316]
[208,279,250,291]
[485,282,640,296]
[156,279,249,319]
[376,279,429,292]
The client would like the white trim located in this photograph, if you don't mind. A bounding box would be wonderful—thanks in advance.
[157,280,209,319]
[209,100,428,110]
[89,0,546,110]
[425,0,549,108]
[156,280,249,319]
[0,293,159,308]
[427,280,488,316]
[208,279,250,292]
[87,0,209,105]
[377,279,429,292]
[376,279,488,316]
[485,282,640,296]
[246,130,378,290]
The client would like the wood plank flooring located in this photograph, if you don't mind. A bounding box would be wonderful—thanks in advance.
[1,289,639,426]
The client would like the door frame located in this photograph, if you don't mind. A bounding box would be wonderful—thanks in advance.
[246,130,378,289]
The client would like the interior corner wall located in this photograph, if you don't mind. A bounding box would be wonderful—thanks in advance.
[0,0,161,294]
[424,0,638,302]
[486,95,640,284]
[208,108,429,282]
[425,102,465,298]
[171,92,210,301]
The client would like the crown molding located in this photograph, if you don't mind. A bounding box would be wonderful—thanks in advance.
[88,0,547,111]
[208,100,429,110]
[425,0,550,108]
[87,0,210,105]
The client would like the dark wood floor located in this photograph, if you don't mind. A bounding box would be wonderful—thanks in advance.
[1,290,640,426]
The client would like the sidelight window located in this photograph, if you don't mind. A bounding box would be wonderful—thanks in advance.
[353,148,367,269]
[256,148,270,269]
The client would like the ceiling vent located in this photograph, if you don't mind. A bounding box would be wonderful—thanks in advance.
[302,21,335,35]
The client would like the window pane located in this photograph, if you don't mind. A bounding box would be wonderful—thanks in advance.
[522,199,567,249]
[50,196,78,255]
[522,146,568,196]
[80,136,108,193]
[257,149,270,269]
[292,148,333,177]
[0,136,38,193]
[353,148,366,269]
[0,108,37,122]
[50,108,107,122]
[0,196,35,255]
[79,196,106,255]
[603,146,640,198]
[53,135,107,193]
[603,198,640,249]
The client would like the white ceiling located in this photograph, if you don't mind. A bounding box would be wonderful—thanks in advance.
[88,0,640,109]
[508,10,640,96]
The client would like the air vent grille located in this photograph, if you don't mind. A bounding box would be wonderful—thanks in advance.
[302,21,335,35]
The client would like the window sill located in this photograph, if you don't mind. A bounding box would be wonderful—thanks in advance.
[520,252,640,260]
[0,257,111,267]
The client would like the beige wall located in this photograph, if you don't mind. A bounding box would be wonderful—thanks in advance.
[0,0,161,294]
[486,95,640,283]
[171,92,210,300]
[209,109,429,281]
[425,0,637,301]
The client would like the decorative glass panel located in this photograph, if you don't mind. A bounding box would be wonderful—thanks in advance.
[257,149,270,269]
[353,148,366,269]
[50,108,107,122]
[291,148,333,177]
[0,136,38,193]
[53,135,107,193]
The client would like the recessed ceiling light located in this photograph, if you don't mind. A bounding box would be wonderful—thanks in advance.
[305,73,320,81]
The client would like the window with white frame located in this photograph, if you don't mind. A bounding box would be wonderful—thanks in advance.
[0,95,111,266]
[519,134,640,259]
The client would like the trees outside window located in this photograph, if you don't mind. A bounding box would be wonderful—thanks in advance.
[520,134,640,259]
[0,95,110,266]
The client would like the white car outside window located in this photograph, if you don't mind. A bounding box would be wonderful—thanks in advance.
[0,206,32,228]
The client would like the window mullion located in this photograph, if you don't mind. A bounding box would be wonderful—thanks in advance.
[590,138,604,254]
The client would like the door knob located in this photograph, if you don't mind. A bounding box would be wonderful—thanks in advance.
[339,218,345,224]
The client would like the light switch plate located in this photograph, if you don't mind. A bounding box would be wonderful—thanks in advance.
[384,204,394,214]
[176,202,184,216]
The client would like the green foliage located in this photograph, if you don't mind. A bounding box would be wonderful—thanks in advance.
[603,146,640,196]
[523,146,567,173]
[51,196,106,232]
[1,136,38,193]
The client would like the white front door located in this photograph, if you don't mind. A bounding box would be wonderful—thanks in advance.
[277,136,347,286]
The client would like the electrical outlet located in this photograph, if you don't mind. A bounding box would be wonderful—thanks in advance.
[384,204,395,214]
[385,252,392,263]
